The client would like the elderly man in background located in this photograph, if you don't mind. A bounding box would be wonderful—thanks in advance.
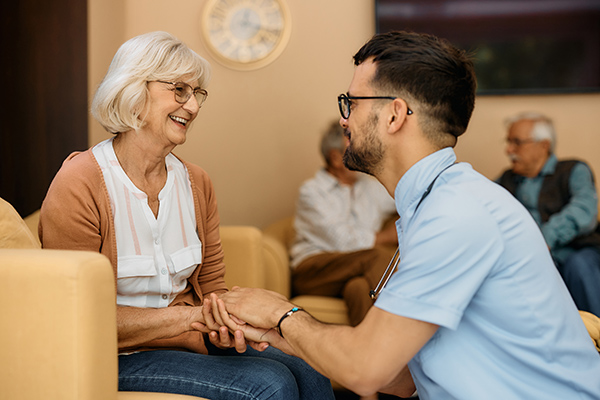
[290,120,398,328]
[497,112,600,316]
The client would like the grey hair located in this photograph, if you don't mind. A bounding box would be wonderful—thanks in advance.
[504,111,556,153]
[91,31,211,134]
[320,121,346,165]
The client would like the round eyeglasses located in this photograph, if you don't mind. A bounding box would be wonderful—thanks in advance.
[337,93,413,120]
[505,138,536,147]
[156,81,208,107]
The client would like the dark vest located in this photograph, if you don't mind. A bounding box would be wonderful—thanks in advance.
[498,159,600,249]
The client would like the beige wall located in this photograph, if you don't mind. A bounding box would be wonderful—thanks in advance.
[458,94,600,186]
[89,0,600,228]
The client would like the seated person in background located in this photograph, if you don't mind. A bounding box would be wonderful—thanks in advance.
[39,31,333,400]
[290,120,398,327]
[497,111,600,316]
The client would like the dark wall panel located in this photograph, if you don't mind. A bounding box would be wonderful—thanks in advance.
[0,0,88,217]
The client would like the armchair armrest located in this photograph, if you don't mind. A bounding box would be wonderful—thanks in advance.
[0,249,118,400]
[262,234,291,297]
[219,225,290,297]
[220,226,266,289]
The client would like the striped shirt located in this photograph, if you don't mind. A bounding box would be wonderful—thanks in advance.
[93,138,202,308]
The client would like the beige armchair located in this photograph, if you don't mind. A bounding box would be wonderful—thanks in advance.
[2,191,363,398]
[261,217,350,325]
[0,197,205,400]
[2,198,297,399]
[0,194,348,398]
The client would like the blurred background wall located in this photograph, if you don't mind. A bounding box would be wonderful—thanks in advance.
[75,0,600,227]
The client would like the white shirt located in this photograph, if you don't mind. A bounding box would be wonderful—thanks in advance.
[290,169,396,267]
[93,138,202,308]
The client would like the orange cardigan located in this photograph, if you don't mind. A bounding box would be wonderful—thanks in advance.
[40,148,228,354]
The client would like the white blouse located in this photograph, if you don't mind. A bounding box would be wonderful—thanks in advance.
[93,138,202,308]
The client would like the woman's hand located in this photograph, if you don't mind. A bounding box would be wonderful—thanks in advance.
[208,326,249,353]
[190,293,270,353]
[117,305,210,349]
[189,295,248,352]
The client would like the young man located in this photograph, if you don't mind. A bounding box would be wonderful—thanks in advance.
[213,31,600,399]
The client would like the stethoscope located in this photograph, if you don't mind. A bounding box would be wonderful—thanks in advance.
[370,163,457,300]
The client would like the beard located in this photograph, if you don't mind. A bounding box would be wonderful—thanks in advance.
[343,112,384,177]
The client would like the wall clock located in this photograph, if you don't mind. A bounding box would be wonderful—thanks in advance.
[201,0,292,71]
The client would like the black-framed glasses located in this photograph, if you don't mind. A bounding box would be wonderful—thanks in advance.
[370,247,400,300]
[156,81,208,107]
[337,93,413,120]
[505,138,535,147]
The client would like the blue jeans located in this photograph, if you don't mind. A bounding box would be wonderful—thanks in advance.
[118,344,334,400]
[557,246,600,316]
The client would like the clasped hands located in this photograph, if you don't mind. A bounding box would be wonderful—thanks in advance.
[191,287,296,355]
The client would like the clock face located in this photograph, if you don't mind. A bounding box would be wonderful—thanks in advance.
[201,0,292,70]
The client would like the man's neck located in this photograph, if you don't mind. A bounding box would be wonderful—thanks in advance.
[377,140,445,198]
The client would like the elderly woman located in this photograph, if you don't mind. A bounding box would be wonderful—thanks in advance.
[39,31,334,400]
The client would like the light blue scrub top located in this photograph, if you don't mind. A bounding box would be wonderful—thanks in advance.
[375,148,600,400]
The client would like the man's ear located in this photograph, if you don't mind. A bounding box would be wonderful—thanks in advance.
[387,98,411,134]
[540,139,552,154]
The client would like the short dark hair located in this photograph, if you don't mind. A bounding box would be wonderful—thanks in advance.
[353,31,476,140]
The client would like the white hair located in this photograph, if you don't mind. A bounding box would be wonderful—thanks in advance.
[504,111,556,153]
[91,31,211,134]
[320,120,346,166]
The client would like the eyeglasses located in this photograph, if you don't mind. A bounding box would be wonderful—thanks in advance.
[369,247,400,300]
[505,138,535,147]
[156,81,208,106]
[337,93,413,120]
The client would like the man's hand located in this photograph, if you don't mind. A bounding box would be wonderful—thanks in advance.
[219,287,295,329]
[214,295,297,356]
